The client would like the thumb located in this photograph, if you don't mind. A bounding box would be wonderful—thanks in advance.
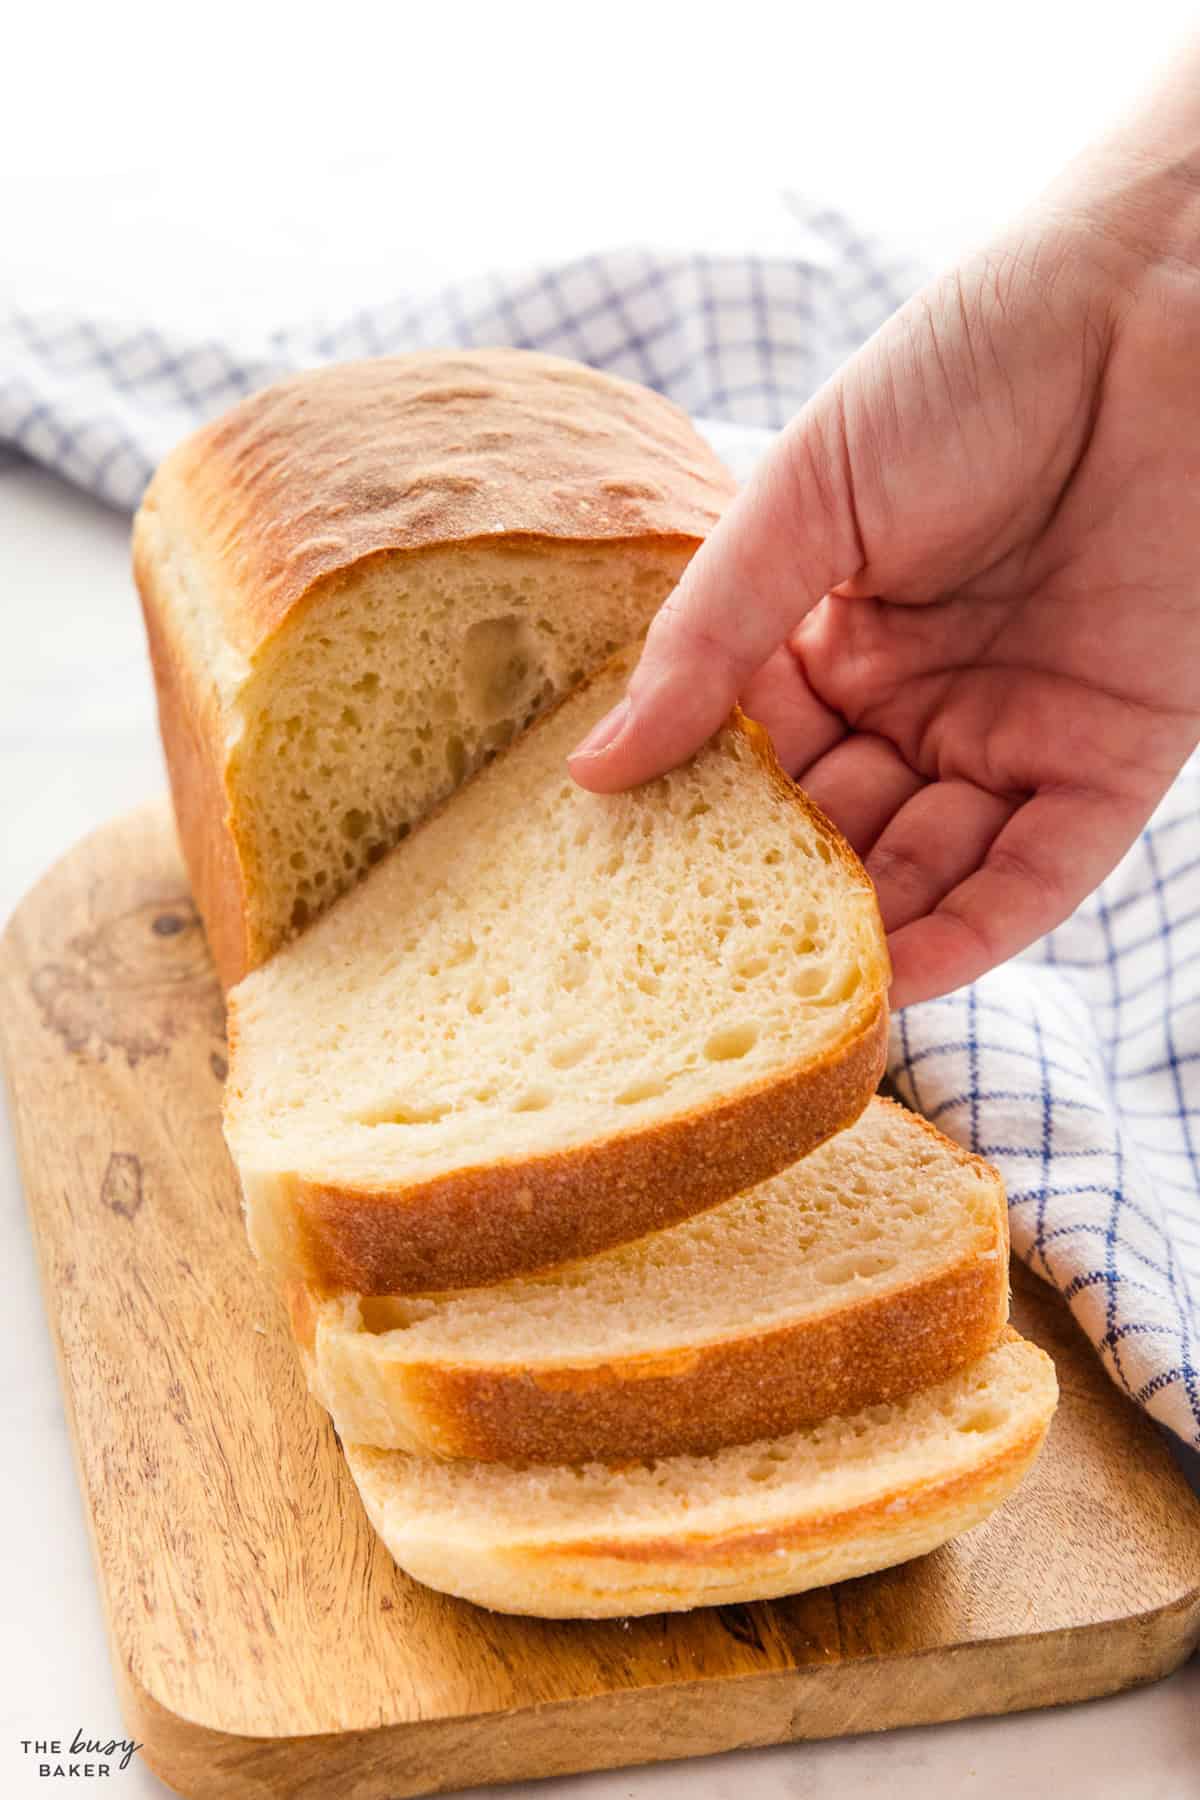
[567,384,865,792]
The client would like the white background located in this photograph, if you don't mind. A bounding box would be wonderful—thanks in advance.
[2,3,1199,1796]
[5,0,1200,328]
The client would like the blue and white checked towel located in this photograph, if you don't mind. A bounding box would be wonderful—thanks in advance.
[2,210,1197,1448]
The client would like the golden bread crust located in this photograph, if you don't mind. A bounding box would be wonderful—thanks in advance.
[140,348,736,660]
[134,536,255,985]
[321,1248,1008,1463]
[292,1102,1009,1462]
[260,998,888,1296]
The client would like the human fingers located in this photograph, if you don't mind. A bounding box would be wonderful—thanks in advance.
[865,779,1019,938]
[794,734,927,858]
[736,643,845,777]
[567,392,865,792]
[885,786,1151,1007]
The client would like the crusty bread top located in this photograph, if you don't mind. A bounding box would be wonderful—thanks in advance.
[138,349,736,660]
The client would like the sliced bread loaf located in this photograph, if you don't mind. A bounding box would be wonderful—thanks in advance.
[224,650,890,1296]
[343,1332,1057,1617]
[289,1099,1008,1462]
[134,349,735,987]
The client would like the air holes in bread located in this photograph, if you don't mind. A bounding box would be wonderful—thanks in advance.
[818,1251,899,1286]
[957,1404,1007,1435]
[792,967,830,999]
[446,735,467,783]
[704,1023,759,1062]
[512,1088,553,1113]
[548,1035,598,1071]
[615,1075,668,1106]
[461,614,543,724]
[359,1100,452,1127]
[359,1296,425,1334]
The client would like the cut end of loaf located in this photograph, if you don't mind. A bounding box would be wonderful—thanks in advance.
[232,542,701,967]
[134,348,737,982]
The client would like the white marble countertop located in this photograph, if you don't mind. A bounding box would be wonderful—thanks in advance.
[4,7,1200,1786]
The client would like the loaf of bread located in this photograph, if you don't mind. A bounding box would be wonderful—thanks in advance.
[133,353,1055,1632]
[224,650,890,1296]
[133,350,736,987]
[343,1333,1056,1617]
[289,1099,1008,1462]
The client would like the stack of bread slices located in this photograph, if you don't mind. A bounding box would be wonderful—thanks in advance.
[134,348,1057,1618]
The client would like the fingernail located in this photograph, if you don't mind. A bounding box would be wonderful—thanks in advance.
[569,697,632,763]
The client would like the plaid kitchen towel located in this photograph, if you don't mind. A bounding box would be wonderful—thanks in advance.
[0,209,916,508]
[889,766,1200,1450]
[1,210,1197,1448]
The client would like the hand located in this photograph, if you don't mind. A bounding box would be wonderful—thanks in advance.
[569,69,1200,1008]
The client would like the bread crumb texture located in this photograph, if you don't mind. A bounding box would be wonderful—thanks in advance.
[135,350,736,970]
[225,651,887,1190]
[238,543,694,951]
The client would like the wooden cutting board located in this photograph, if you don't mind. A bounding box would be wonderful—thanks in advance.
[3,800,1199,1800]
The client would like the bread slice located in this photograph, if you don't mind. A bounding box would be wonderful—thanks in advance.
[289,1100,1008,1462]
[224,650,890,1296]
[343,1333,1056,1617]
[134,349,735,987]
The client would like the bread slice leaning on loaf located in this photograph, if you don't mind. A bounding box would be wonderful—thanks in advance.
[224,650,890,1295]
[289,1099,1009,1462]
[133,349,736,988]
[343,1333,1057,1618]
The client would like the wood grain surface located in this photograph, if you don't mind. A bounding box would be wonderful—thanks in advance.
[2,800,1198,1800]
